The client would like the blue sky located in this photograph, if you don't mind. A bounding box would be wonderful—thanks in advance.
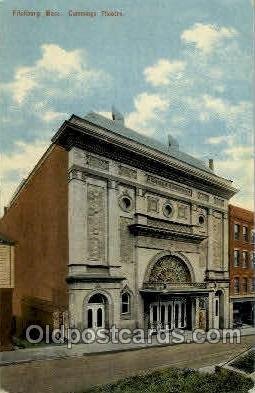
[0,0,253,212]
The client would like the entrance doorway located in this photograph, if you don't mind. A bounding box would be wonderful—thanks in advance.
[87,294,106,330]
[214,296,219,329]
[149,300,186,332]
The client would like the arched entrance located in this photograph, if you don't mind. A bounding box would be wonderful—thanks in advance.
[145,254,193,331]
[148,255,192,284]
[86,293,107,330]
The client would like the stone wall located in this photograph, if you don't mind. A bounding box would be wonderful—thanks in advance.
[68,147,230,329]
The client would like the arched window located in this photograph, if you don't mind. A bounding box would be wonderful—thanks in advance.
[88,308,93,328]
[121,292,130,314]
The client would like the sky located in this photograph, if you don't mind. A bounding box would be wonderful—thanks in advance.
[0,0,254,214]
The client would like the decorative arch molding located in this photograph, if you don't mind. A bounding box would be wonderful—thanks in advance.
[121,284,134,296]
[83,288,113,307]
[144,251,195,284]
[120,284,134,319]
[83,288,113,329]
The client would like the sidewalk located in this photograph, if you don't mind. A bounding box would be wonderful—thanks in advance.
[1,327,254,367]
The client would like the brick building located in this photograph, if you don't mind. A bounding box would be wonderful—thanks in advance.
[229,205,255,327]
[0,234,15,349]
[0,146,69,336]
[0,110,238,338]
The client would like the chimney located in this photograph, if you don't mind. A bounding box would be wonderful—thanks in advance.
[167,134,179,150]
[209,158,214,171]
[112,106,124,126]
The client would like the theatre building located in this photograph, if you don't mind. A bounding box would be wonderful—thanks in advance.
[0,110,237,336]
[229,205,255,328]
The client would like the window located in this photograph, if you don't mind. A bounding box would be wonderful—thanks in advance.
[119,195,133,212]
[242,251,249,268]
[163,203,174,218]
[88,309,93,328]
[251,278,255,293]
[121,292,130,314]
[251,229,255,244]
[243,226,248,242]
[215,299,219,317]
[233,277,239,294]
[251,252,255,269]
[234,224,240,240]
[234,250,240,267]
[198,215,205,225]
[242,278,248,294]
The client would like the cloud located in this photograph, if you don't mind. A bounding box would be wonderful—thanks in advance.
[125,92,169,134]
[144,59,186,86]
[39,110,68,123]
[215,145,254,210]
[207,135,233,145]
[0,139,49,213]
[1,44,109,106]
[181,23,238,54]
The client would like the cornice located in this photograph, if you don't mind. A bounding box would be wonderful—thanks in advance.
[129,223,207,244]
[52,115,238,199]
[66,275,125,284]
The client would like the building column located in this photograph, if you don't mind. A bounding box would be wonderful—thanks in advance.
[108,180,120,268]
[223,287,230,328]
[136,187,146,215]
[207,208,214,271]
[223,212,229,272]
[68,169,87,265]
[229,300,234,328]
[193,297,200,329]
[208,291,215,329]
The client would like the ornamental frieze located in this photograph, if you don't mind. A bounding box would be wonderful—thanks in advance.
[86,154,109,171]
[137,236,198,253]
[198,192,209,202]
[147,218,192,234]
[214,196,224,207]
[118,164,137,179]
[146,175,192,197]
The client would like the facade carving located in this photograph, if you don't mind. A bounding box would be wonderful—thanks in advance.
[146,174,192,197]
[148,256,191,284]
[147,218,192,234]
[147,196,159,213]
[63,112,237,333]
[212,215,223,268]
[214,196,224,207]
[87,154,109,171]
[120,217,134,264]
[87,184,105,263]
[198,192,209,202]
[118,164,137,179]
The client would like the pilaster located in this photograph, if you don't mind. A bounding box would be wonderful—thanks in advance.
[68,170,87,265]
[208,291,215,329]
[207,208,213,271]
[108,180,120,266]
[223,211,229,272]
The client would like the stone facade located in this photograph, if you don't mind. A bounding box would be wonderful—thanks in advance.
[0,111,238,338]
[59,112,237,333]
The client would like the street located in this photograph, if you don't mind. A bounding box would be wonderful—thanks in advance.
[0,335,254,393]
